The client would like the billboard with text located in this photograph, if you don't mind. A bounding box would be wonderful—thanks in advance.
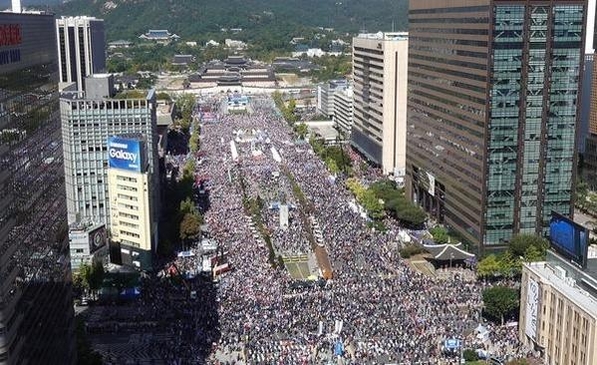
[108,136,145,172]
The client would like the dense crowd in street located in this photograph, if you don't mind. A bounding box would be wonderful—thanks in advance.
[87,94,533,365]
[188,95,532,364]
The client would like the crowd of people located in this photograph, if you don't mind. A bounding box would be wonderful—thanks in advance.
[88,94,533,365]
[187,95,532,364]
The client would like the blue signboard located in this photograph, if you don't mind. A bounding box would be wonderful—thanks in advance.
[108,136,145,172]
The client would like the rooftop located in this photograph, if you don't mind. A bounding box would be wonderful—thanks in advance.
[139,29,180,40]
[526,260,597,319]
[356,31,408,41]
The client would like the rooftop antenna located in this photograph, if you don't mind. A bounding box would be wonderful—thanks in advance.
[11,0,21,13]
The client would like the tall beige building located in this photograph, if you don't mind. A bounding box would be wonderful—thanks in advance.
[106,135,156,271]
[520,252,597,365]
[351,32,408,176]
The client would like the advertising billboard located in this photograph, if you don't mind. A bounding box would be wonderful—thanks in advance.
[108,136,146,172]
[549,211,589,268]
[88,225,107,255]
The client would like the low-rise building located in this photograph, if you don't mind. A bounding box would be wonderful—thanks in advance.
[108,40,133,49]
[333,87,353,137]
[188,57,276,88]
[139,29,179,44]
[171,54,196,67]
[69,222,108,270]
[521,253,597,364]
[225,39,247,50]
[317,79,348,118]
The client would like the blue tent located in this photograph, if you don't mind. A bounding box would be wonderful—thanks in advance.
[444,339,462,350]
[334,340,344,356]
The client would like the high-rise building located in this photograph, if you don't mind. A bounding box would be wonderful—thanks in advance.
[60,75,159,246]
[0,11,75,364]
[56,16,106,91]
[351,32,408,176]
[406,0,587,251]
[583,0,597,186]
[576,0,596,155]
[107,134,157,271]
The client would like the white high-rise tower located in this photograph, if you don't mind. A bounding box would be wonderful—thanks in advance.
[56,16,106,91]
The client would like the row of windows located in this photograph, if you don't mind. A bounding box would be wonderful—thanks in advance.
[119,212,139,220]
[117,193,138,202]
[116,175,138,183]
[116,184,138,192]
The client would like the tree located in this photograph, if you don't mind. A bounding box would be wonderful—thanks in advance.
[477,254,501,278]
[369,179,403,203]
[295,122,309,140]
[189,130,200,153]
[87,260,105,292]
[393,203,427,228]
[462,349,479,362]
[482,286,519,325]
[576,180,589,210]
[523,244,546,262]
[508,234,548,258]
[325,157,340,174]
[180,197,198,216]
[499,250,521,278]
[360,189,384,219]
[180,212,203,242]
[429,226,450,244]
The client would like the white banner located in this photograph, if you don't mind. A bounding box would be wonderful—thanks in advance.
[426,171,435,197]
[525,278,540,339]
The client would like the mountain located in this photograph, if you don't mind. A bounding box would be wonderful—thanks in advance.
[46,0,408,43]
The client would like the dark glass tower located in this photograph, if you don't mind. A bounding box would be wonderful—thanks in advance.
[407,0,587,251]
[0,12,75,364]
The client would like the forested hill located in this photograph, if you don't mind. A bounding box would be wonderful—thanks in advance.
[45,0,408,45]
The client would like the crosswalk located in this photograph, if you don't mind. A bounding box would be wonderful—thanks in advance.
[91,333,175,364]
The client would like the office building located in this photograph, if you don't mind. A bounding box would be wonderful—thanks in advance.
[317,79,348,118]
[406,0,586,251]
[68,222,108,270]
[56,16,106,91]
[351,32,408,176]
[583,0,597,186]
[60,75,159,243]
[0,11,75,364]
[107,134,157,271]
[520,248,597,364]
[333,86,354,136]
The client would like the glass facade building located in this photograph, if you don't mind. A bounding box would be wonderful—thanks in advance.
[0,12,75,364]
[407,0,586,251]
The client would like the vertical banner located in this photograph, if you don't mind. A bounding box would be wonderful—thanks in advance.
[525,278,540,339]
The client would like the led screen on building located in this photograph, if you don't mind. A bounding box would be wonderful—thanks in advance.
[549,211,589,268]
[107,136,145,172]
[88,225,107,254]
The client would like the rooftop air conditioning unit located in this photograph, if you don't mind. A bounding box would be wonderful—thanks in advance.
[554,266,566,279]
